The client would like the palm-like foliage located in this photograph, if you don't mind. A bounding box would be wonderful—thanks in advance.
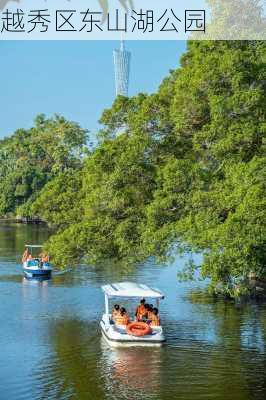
[0,0,17,9]
[99,0,134,20]
[0,0,134,12]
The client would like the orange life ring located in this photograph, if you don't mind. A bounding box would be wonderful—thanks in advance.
[126,322,151,337]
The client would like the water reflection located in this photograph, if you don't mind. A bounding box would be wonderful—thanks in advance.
[22,276,51,286]
[0,223,265,400]
[0,273,22,283]
[34,318,104,400]
[35,311,266,400]
[100,341,162,396]
[0,223,52,262]
[187,290,266,353]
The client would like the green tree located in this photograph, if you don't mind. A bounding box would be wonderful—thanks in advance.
[0,115,88,216]
[27,41,266,298]
[145,41,266,296]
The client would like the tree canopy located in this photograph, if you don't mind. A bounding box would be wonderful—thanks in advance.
[1,40,265,298]
[0,115,88,216]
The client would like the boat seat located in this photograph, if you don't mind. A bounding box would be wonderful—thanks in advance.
[114,325,128,334]
[27,260,39,267]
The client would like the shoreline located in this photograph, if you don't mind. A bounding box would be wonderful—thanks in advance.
[0,217,45,224]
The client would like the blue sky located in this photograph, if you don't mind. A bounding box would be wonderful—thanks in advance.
[0,41,186,141]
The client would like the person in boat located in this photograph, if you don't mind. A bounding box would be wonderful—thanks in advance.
[135,298,146,321]
[42,254,49,263]
[115,307,130,325]
[112,304,120,322]
[39,252,49,263]
[147,304,154,321]
[150,307,160,326]
[22,248,29,263]
[139,303,150,322]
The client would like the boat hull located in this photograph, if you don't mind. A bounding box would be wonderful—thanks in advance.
[23,261,52,279]
[23,269,52,279]
[100,314,166,347]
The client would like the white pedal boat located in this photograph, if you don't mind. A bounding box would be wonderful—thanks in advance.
[100,282,166,347]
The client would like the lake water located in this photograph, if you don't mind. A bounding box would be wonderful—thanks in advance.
[0,223,265,400]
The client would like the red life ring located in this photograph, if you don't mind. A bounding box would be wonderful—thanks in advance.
[126,322,151,337]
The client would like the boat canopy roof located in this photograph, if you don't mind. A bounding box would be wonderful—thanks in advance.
[101,282,164,299]
[25,244,43,248]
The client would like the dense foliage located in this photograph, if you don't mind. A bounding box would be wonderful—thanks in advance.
[1,40,265,298]
[0,115,88,216]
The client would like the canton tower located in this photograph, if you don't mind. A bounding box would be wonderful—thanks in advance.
[113,41,131,97]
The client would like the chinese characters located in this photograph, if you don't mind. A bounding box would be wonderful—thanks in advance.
[0,8,206,35]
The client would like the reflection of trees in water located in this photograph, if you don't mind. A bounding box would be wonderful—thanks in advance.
[157,339,264,400]
[54,256,164,287]
[102,334,266,400]
[44,260,139,287]
[33,318,105,400]
[35,316,163,400]
[189,291,266,352]
[100,341,162,399]
[0,273,22,282]
[212,301,266,398]
[82,258,139,284]
[16,290,266,400]
[181,292,266,400]
[0,223,52,260]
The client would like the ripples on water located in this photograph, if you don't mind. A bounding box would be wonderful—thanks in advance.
[0,224,265,400]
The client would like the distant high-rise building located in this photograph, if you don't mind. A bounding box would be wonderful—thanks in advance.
[113,41,131,97]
